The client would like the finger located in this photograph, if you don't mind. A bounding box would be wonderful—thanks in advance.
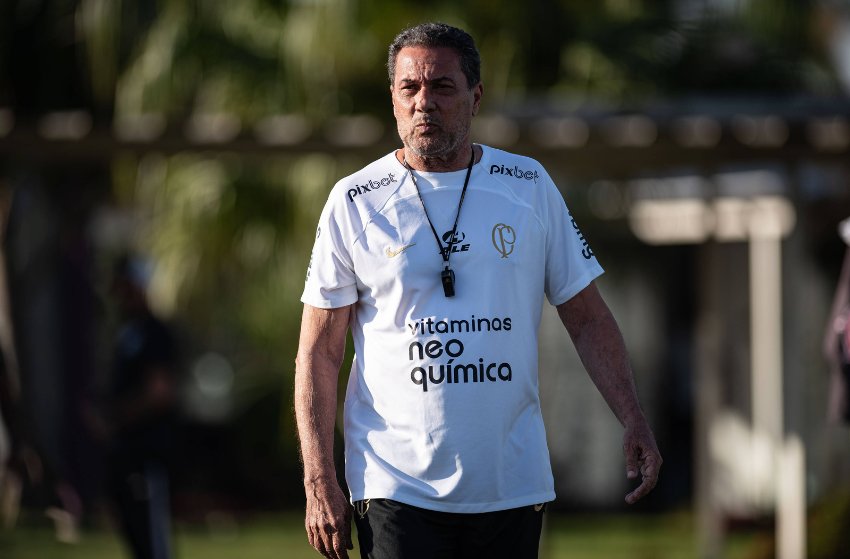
[624,445,639,479]
[641,453,661,480]
[306,526,319,554]
[319,527,338,559]
[625,479,652,504]
[625,456,660,504]
[330,531,350,559]
[345,524,354,550]
[336,514,353,556]
[340,507,353,550]
[311,528,331,558]
[625,470,657,504]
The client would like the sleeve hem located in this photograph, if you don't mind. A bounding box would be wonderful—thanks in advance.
[546,265,604,307]
[301,290,359,310]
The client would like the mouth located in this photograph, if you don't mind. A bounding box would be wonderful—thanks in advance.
[415,119,440,132]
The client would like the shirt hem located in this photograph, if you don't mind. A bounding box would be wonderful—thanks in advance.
[349,491,556,514]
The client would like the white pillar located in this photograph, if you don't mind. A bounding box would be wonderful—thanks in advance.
[778,436,807,559]
[748,226,783,441]
[748,198,805,559]
[695,244,724,559]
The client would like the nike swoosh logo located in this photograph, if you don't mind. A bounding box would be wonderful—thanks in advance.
[385,243,416,258]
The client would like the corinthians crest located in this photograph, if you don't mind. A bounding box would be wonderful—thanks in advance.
[491,223,516,258]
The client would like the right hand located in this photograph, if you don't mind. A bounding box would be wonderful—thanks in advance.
[304,480,353,559]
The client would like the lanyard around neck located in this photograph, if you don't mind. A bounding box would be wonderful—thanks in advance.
[403,147,475,269]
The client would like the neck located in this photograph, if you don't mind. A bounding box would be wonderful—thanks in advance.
[400,144,476,172]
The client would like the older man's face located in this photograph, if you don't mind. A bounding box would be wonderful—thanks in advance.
[391,46,482,161]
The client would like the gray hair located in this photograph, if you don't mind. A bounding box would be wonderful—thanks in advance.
[387,23,481,89]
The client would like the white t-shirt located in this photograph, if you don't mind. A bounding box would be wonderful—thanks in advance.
[302,145,604,513]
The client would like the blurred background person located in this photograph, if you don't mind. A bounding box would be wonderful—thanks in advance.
[825,217,850,425]
[0,345,83,542]
[101,255,182,559]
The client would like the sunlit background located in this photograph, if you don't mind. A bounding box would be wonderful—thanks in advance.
[1,1,850,558]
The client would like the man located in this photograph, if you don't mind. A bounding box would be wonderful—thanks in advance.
[295,22,661,559]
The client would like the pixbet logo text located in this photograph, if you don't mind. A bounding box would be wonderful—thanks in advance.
[489,163,539,183]
[347,173,397,202]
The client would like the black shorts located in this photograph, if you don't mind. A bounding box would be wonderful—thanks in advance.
[352,498,546,559]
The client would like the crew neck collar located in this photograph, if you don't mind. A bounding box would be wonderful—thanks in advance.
[397,144,485,174]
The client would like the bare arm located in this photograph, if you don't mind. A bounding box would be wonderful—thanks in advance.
[557,282,662,504]
[294,303,353,559]
[824,247,850,364]
[823,247,850,421]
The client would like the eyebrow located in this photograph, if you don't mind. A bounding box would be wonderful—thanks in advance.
[398,76,457,87]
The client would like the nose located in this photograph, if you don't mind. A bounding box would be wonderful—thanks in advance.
[414,87,435,112]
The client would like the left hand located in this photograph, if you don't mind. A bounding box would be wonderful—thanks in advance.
[622,421,662,504]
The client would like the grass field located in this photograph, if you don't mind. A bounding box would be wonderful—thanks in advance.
[0,510,766,559]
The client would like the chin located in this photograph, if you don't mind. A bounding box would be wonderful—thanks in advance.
[410,141,452,158]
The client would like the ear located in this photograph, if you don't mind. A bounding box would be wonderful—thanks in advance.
[471,82,483,116]
[390,85,398,112]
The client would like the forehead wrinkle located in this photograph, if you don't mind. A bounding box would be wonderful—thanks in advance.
[396,62,448,81]
[393,46,464,85]
[398,75,457,86]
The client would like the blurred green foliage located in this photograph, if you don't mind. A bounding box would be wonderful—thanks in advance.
[77,0,839,121]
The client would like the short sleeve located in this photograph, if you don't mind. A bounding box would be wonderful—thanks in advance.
[542,179,604,306]
[301,196,359,309]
